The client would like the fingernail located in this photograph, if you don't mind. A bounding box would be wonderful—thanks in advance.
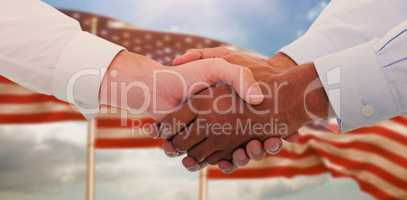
[252,146,263,155]
[247,150,255,159]
[248,150,261,161]
[247,87,264,104]
[266,141,282,155]
[174,147,186,154]
[165,151,180,158]
[186,165,200,172]
[235,156,247,167]
[160,126,173,139]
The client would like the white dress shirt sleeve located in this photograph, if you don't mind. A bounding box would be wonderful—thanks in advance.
[315,20,407,131]
[0,0,125,115]
[280,0,407,131]
[281,0,407,64]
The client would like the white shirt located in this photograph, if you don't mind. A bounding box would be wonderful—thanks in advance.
[281,0,407,131]
[0,0,124,115]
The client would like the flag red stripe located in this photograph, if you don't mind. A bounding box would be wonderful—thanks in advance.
[0,76,13,84]
[0,94,65,104]
[96,117,155,129]
[95,138,164,149]
[208,164,327,179]
[349,126,407,146]
[277,148,316,159]
[212,138,407,189]
[392,116,407,126]
[209,129,407,199]
[0,112,85,124]
[330,170,398,200]
[315,147,407,192]
[209,152,399,199]
[298,134,407,168]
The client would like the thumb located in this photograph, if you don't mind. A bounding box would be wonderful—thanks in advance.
[172,47,232,66]
[173,49,203,66]
[177,58,264,105]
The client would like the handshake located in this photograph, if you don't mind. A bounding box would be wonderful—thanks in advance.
[100,47,331,174]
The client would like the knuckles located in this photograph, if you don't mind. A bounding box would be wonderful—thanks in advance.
[164,51,297,171]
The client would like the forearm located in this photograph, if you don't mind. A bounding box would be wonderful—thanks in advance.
[0,0,124,115]
[280,0,406,64]
[295,63,331,121]
[256,63,330,124]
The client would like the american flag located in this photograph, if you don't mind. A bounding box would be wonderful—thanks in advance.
[2,9,407,200]
[208,116,407,200]
[0,75,83,123]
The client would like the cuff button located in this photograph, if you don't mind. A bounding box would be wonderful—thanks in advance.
[362,105,375,117]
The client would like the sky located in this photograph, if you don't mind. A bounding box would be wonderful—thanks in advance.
[0,1,374,200]
[44,0,328,55]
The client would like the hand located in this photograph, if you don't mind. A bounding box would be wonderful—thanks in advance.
[160,52,330,172]
[170,47,301,172]
[99,51,264,119]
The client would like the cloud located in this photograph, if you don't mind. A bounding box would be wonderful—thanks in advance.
[306,1,329,21]
[0,133,81,193]
[0,125,124,195]
[0,122,371,200]
[0,123,198,200]
[207,175,329,200]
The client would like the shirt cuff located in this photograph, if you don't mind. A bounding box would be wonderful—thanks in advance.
[280,30,336,64]
[314,40,401,132]
[53,31,125,115]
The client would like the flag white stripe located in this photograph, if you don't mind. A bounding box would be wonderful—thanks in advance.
[245,155,322,169]
[287,139,407,182]
[378,120,407,136]
[0,83,36,95]
[324,158,407,198]
[300,127,407,161]
[96,128,150,139]
[0,102,76,114]
[98,106,151,119]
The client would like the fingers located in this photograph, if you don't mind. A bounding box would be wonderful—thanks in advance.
[218,160,236,174]
[209,59,264,105]
[187,139,220,163]
[182,156,200,172]
[158,105,196,139]
[246,140,265,160]
[182,156,207,172]
[232,148,250,167]
[173,49,203,66]
[149,123,161,138]
[206,151,232,165]
[173,47,232,65]
[162,140,182,157]
[263,137,283,155]
[178,58,264,105]
[171,122,206,153]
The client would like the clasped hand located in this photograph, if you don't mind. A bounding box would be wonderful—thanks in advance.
[155,47,330,173]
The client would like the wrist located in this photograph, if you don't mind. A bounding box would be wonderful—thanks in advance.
[267,52,298,69]
[297,63,330,121]
[99,51,163,109]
